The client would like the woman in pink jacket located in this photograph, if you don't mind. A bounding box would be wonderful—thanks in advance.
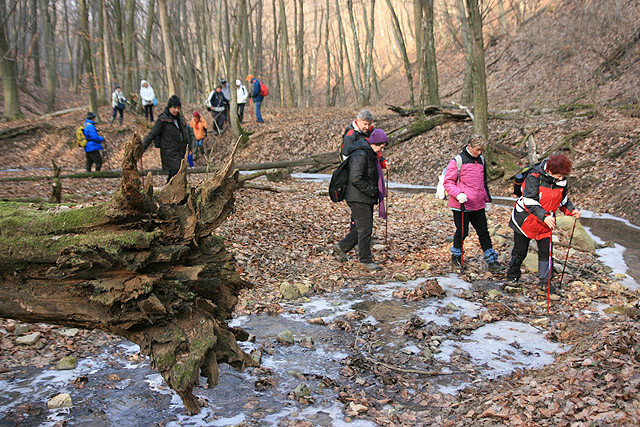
[443,135,500,271]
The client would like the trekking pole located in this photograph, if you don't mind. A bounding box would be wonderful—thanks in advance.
[460,203,465,269]
[547,233,553,314]
[559,216,577,284]
[385,168,389,243]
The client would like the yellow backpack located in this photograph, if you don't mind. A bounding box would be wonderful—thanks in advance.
[75,125,87,148]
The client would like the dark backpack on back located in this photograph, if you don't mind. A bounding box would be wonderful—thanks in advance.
[513,161,543,197]
[329,157,351,202]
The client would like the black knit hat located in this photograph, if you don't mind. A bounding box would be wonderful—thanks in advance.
[167,95,181,108]
[86,112,96,120]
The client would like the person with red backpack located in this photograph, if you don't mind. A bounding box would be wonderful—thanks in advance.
[507,154,582,293]
[246,74,265,123]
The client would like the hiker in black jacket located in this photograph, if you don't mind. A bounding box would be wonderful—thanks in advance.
[333,129,388,271]
[340,109,374,160]
[142,95,196,183]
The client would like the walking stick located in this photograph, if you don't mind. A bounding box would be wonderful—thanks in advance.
[547,233,553,314]
[559,216,577,284]
[385,168,389,243]
[460,203,466,269]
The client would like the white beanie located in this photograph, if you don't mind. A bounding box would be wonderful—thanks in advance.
[236,79,241,86]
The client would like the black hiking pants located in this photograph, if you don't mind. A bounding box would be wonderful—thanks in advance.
[85,150,103,172]
[339,201,374,263]
[452,208,492,252]
[507,231,552,284]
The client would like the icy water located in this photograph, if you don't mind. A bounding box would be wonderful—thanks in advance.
[0,274,570,426]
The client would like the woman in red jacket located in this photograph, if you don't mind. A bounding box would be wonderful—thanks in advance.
[507,154,581,292]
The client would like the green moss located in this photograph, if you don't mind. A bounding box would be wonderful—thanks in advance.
[156,353,176,372]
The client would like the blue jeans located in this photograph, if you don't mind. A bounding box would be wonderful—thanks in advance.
[254,100,264,123]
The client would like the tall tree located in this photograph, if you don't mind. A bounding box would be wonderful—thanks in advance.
[420,0,439,106]
[346,0,365,105]
[30,0,41,86]
[294,0,304,106]
[362,0,375,105]
[229,0,246,137]
[142,0,155,81]
[385,0,414,106]
[278,0,294,107]
[79,0,99,121]
[465,0,488,137]
[255,0,263,77]
[123,0,136,96]
[39,0,56,112]
[0,0,24,120]
[158,0,178,96]
[324,0,332,106]
[457,0,473,105]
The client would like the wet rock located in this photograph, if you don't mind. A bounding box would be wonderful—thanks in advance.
[487,289,501,299]
[287,369,303,378]
[614,273,627,279]
[555,217,595,253]
[250,350,262,365]
[445,302,459,311]
[493,235,506,245]
[14,324,30,335]
[276,330,295,345]
[47,393,72,409]
[373,244,386,250]
[300,337,314,348]
[306,411,333,426]
[532,317,549,327]
[309,317,325,325]
[348,401,368,413]
[503,285,522,293]
[15,332,40,345]
[419,262,432,270]
[293,282,311,297]
[522,252,538,273]
[293,383,311,397]
[602,265,613,274]
[280,282,301,300]
[0,328,8,335]
[421,348,433,359]
[393,273,409,282]
[57,327,80,337]
[57,356,77,370]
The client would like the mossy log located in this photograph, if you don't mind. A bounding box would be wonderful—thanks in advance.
[0,132,256,415]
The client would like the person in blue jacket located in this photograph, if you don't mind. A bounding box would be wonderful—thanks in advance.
[246,74,264,123]
[83,112,105,172]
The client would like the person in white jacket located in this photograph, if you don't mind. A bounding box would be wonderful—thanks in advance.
[110,85,129,126]
[139,80,156,122]
[235,79,248,123]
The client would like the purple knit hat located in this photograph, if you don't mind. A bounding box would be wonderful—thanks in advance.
[368,128,388,145]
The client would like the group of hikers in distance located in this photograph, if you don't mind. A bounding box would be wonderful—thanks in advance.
[332,108,581,296]
[80,74,267,177]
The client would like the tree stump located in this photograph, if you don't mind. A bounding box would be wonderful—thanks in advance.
[0,132,256,415]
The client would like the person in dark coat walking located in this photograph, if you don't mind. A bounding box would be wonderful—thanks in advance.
[333,129,388,271]
[340,109,374,160]
[142,95,195,183]
[507,154,581,293]
[209,87,228,134]
[83,112,105,172]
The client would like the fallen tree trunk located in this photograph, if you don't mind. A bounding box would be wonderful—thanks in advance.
[0,133,256,415]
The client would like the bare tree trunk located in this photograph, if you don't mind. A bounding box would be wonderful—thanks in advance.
[102,0,113,99]
[142,0,155,81]
[324,0,332,107]
[123,0,136,96]
[255,0,263,77]
[112,0,126,88]
[465,0,488,138]
[96,0,106,102]
[0,0,24,120]
[362,0,375,106]
[414,0,423,105]
[39,0,56,112]
[79,0,99,121]
[335,0,352,106]
[294,0,304,107]
[278,0,294,107]
[497,0,507,35]
[457,0,473,105]
[422,0,439,105]
[158,0,178,96]
[346,0,365,105]
[230,0,246,137]
[385,0,414,106]
[271,0,281,105]
[31,0,42,86]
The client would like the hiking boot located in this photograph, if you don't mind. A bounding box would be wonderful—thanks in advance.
[332,244,348,262]
[507,275,520,284]
[451,254,462,268]
[539,281,559,295]
[360,262,382,271]
[488,261,502,272]
[109,118,115,126]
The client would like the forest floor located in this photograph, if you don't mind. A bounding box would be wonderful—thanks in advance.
[0,104,639,425]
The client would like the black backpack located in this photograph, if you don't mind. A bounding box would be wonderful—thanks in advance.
[513,161,543,197]
[329,157,351,202]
